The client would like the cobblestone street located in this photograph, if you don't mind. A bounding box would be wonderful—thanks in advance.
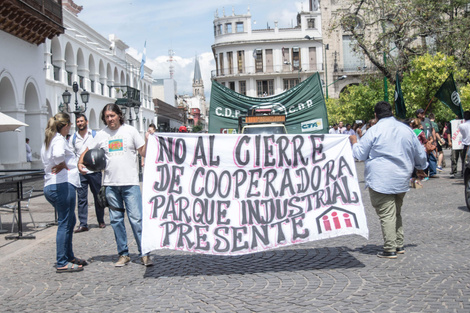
[1,150,470,312]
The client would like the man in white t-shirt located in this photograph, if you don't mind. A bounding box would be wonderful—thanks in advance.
[338,121,346,134]
[329,124,340,134]
[70,114,105,233]
[458,111,470,157]
[78,103,152,267]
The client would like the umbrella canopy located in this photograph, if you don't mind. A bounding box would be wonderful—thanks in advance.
[0,112,28,132]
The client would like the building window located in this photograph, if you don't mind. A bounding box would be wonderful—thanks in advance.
[217,24,223,35]
[283,79,299,90]
[90,80,95,93]
[214,25,217,36]
[215,54,219,75]
[237,50,245,73]
[53,65,60,81]
[225,23,232,33]
[309,47,317,71]
[78,75,85,89]
[229,82,235,90]
[100,83,104,95]
[257,80,274,97]
[219,53,224,75]
[255,49,263,73]
[307,18,315,29]
[66,71,73,86]
[292,47,301,70]
[265,49,273,73]
[108,85,112,97]
[343,35,365,71]
[239,81,246,95]
[236,22,244,32]
[227,51,233,74]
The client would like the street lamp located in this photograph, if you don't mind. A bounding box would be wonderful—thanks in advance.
[305,35,329,98]
[327,75,347,87]
[59,82,90,117]
[120,102,141,124]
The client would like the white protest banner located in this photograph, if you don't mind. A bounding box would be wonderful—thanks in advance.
[451,119,464,149]
[142,134,368,256]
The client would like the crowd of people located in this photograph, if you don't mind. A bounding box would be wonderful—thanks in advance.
[40,100,468,272]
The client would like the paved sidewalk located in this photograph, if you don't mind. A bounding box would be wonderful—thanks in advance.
[1,149,470,312]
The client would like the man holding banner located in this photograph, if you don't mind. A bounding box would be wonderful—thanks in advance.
[350,101,427,259]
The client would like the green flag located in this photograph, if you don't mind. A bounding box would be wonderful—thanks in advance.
[435,73,463,119]
[208,73,329,134]
[394,72,406,119]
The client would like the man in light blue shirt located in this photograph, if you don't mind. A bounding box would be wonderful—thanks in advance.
[349,101,427,259]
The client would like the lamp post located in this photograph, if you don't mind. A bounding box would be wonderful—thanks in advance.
[304,35,329,98]
[120,102,141,125]
[327,75,347,87]
[59,82,90,117]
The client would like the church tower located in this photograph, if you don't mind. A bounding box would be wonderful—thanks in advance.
[192,55,204,99]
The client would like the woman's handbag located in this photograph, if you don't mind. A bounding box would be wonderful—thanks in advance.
[425,140,436,155]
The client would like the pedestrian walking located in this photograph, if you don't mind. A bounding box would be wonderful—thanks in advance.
[416,109,437,177]
[78,103,153,267]
[448,116,465,178]
[458,110,470,159]
[349,101,427,259]
[25,138,32,162]
[41,112,86,273]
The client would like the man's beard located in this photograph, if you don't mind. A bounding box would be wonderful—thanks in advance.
[78,125,86,131]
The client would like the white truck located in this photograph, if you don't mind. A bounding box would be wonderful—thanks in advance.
[238,108,287,135]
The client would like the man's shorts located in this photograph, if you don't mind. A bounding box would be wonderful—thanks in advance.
[436,140,443,152]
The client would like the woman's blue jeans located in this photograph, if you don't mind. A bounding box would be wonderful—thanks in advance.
[106,185,146,257]
[44,182,77,268]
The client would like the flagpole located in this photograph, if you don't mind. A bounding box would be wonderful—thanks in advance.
[424,96,434,114]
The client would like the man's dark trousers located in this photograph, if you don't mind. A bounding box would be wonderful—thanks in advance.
[77,172,105,227]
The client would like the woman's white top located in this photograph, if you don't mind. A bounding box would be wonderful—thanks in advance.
[41,133,80,188]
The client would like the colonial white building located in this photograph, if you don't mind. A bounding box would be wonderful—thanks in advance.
[0,0,153,169]
[1,0,64,169]
[211,1,376,99]
[45,3,154,134]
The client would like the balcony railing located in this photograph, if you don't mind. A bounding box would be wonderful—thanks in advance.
[0,0,64,45]
[212,63,325,78]
[114,86,141,107]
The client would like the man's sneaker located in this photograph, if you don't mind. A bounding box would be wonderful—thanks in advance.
[141,255,153,267]
[377,251,397,259]
[436,166,443,172]
[114,255,130,267]
[450,173,455,178]
[396,247,405,254]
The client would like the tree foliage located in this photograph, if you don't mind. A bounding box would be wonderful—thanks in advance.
[402,52,469,124]
[327,53,470,127]
[330,0,470,83]
[326,75,392,125]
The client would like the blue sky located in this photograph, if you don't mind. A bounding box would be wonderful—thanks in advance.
[76,0,302,95]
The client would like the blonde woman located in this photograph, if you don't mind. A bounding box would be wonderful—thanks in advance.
[41,113,85,273]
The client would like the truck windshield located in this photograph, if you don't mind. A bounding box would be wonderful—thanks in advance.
[243,126,287,135]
